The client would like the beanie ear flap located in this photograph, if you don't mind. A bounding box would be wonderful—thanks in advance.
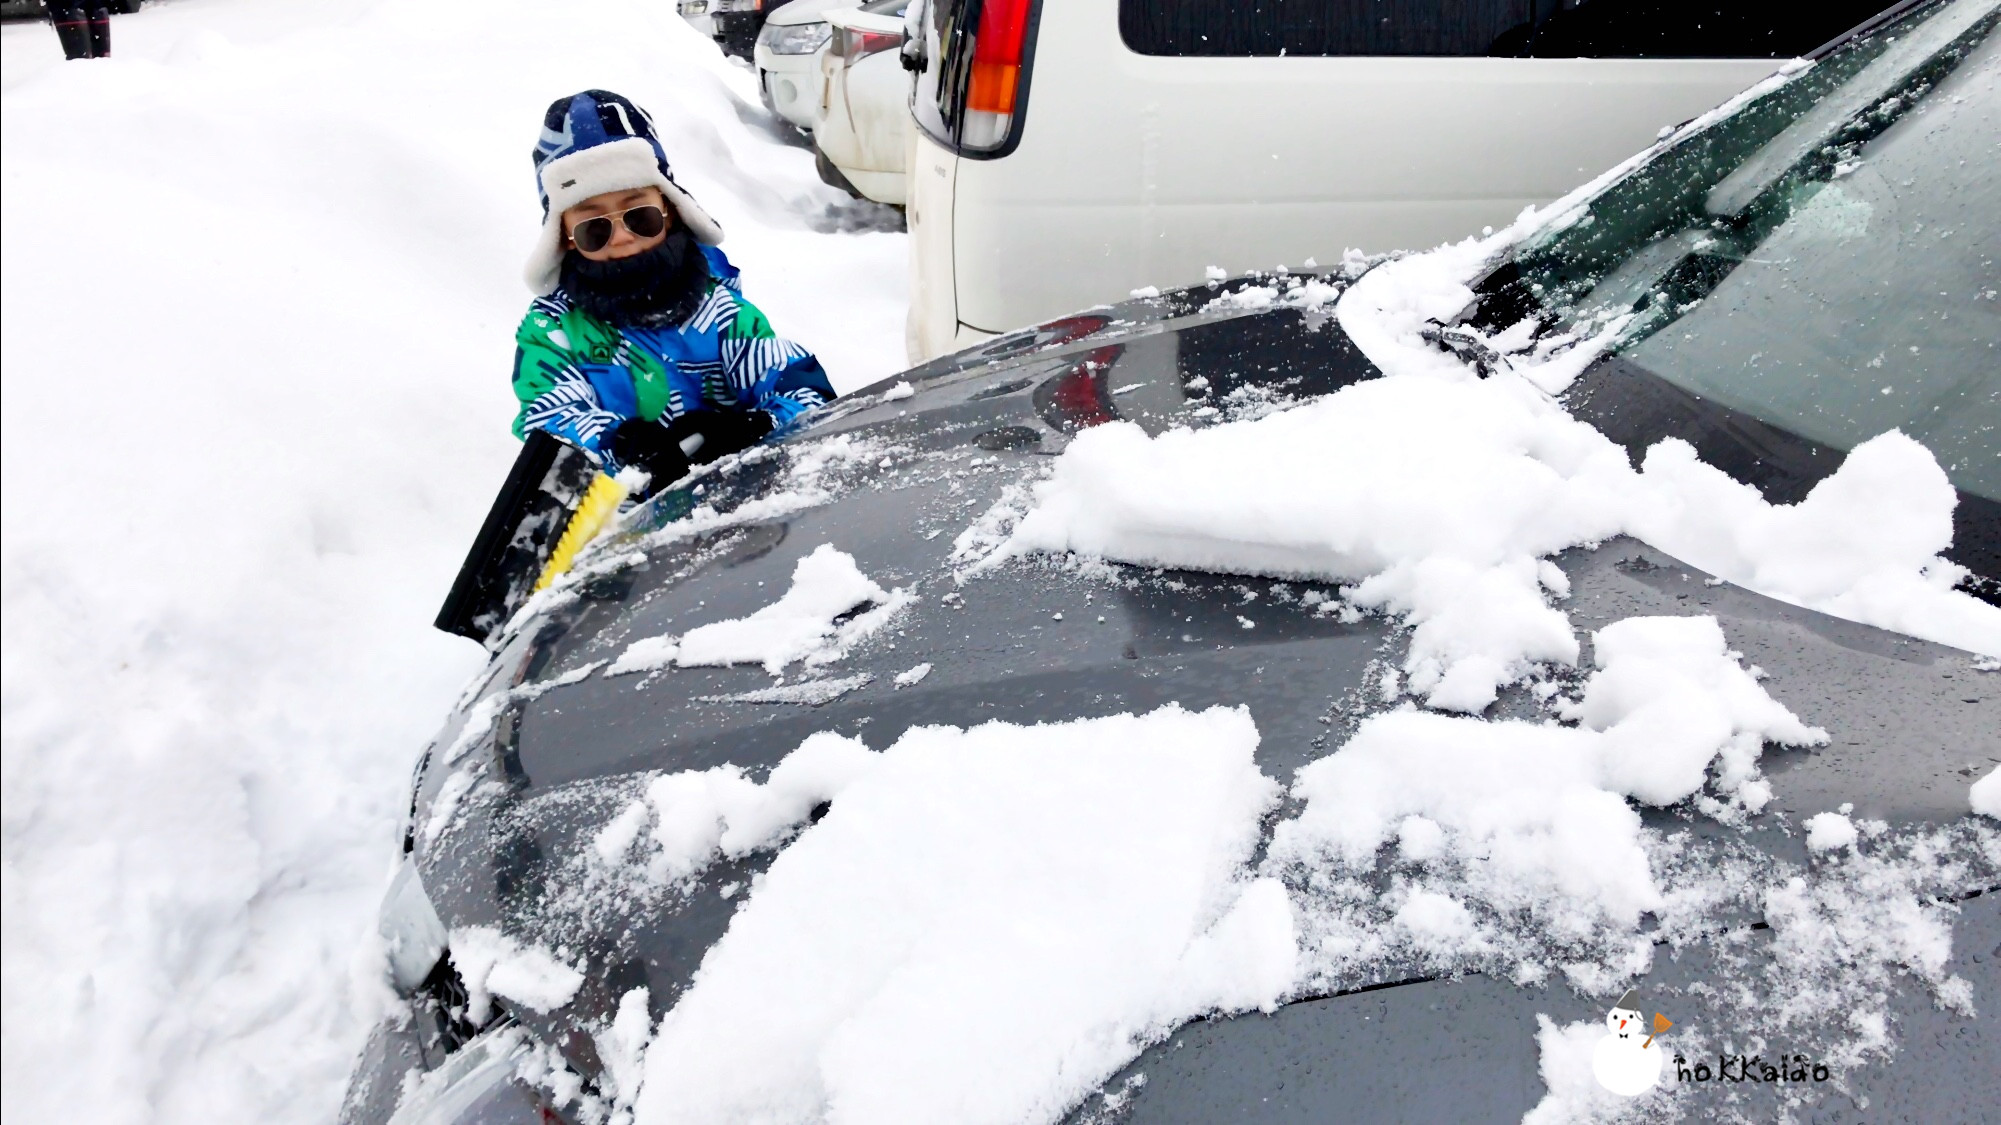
[524,212,569,296]
[658,179,725,247]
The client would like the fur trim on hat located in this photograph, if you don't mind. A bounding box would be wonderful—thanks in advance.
[523,138,724,295]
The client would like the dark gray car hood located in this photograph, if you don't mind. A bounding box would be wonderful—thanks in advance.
[404,283,2001,1121]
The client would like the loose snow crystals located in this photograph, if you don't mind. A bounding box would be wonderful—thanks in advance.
[448,926,585,1024]
[605,545,910,678]
[632,705,1293,1125]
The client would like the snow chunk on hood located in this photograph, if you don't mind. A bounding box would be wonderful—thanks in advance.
[1973,765,2001,819]
[632,705,1292,1125]
[448,926,585,1023]
[1273,615,1822,942]
[1568,615,1825,810]
[1007,374,1632,710]
[1003,375,1998,711]
[1803,811,1861,853]
[1626,431,1995,656]
[606,545,907,677]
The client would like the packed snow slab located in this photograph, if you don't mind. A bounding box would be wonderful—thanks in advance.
[1006,375,2000,716]
[1007,374,1629,710]
[632,705,1295,1125]
[606,544,905,677]
[0,1,905,1123]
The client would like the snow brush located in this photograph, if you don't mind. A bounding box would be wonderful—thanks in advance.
[533,472,630,592]
[436,433,599,645]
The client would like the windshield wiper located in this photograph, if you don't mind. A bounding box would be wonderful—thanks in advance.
[1706,0,2000,217]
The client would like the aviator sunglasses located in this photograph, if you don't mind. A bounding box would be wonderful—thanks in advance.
[567,204,670,253]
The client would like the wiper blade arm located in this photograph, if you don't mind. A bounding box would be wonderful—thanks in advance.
[1707,0,1999,217]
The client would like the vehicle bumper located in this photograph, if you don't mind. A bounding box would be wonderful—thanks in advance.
[755,49,824,130]
[828,162,907,206]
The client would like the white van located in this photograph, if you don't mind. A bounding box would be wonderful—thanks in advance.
[903,0,1897,361]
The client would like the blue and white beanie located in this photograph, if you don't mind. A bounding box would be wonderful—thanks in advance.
[524,89,725,295]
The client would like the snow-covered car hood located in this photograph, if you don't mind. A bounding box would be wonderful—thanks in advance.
[351,4,2001,1120]
[360,265,1999,1122]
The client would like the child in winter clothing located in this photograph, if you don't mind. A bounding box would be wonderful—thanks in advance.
[512,90,835,492]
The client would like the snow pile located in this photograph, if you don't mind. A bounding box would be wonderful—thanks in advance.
[1004,364,1999,708]
[1008,375,1631,710]
[1624,432,1989,655]
[629,705,1294,1125]
[1340,223,1997,659]
[595,987,654,1109]
[449,926,586,1022]
[1560,615,1825,812]
[604,545,907,676]
[1,0,904,1121]
[1803,810,1862,853]
[594,730,879,883]
[1266,615,1822,989]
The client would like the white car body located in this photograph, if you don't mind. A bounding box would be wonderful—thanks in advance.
[753,0,860,132]
[816,7,915,205]
[677,0,715,40]
[905,0,1803,362]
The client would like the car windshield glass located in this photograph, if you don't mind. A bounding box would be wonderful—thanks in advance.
[1487,0,2001,502]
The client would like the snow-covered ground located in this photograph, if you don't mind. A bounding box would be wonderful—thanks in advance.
[0,1,905,1122]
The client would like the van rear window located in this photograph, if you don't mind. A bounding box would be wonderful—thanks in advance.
[1118,0,1899,59]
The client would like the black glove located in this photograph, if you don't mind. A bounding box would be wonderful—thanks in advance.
[608,420,691,494]
[663,409,776,465]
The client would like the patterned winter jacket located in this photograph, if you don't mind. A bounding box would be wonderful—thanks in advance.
[511,246,835,472]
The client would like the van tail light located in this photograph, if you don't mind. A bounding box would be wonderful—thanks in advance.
[963,0,1031,148]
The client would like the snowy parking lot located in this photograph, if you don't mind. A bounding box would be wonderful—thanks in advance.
[2,1,902,1121]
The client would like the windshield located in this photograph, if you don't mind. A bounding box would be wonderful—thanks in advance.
[1478,0,2000,504]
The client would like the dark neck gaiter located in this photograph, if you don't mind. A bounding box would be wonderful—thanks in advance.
[559,228,711,328]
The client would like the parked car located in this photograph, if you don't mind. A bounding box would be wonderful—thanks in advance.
[753,0,857,132]
[342,2,2000,1121]
[710,0,795,61]
[903,0,1902,361]
[813,0,914,203]
[674,0,713,41]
